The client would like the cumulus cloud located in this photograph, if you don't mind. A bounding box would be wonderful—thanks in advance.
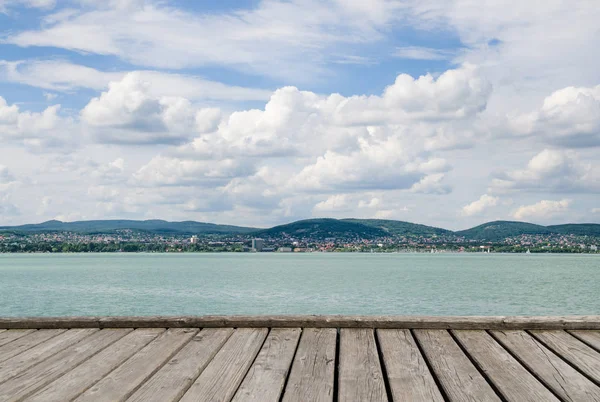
[462,194,499,216]
[491,149,600,194]
[512,199,572,220]
[0,96,74,150]
[505,85,600,147]
[81,73,199,145]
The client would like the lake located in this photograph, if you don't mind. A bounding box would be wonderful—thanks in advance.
[0,253,598,317]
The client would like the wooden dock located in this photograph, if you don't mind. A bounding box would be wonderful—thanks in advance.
[0,316,600,401]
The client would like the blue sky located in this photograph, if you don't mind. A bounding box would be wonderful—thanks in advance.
[0,0,599,229]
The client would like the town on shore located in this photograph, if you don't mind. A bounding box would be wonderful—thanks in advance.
[1,218,599,254]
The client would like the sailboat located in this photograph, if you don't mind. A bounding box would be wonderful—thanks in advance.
[526,248,531,254]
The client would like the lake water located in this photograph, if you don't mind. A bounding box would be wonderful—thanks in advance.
[0,253,598,317]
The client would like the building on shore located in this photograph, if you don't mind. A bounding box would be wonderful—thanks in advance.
[190,235,199,244]
[277,247,293,252]
[251,238,264,252]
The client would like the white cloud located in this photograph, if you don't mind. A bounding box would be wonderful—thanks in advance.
[3,0,402,81]
[504,85,600,147]
[0,60,271,101]
[491,149,600,194]
[592,208,600,214]
[0,95,74,150]
[81,73,199,145]
[512,199,572,220]
[0,0,55,13]
[43,92,57,101]
[461,194,499,216]
[313,194,350,213]
[0,165,15,183]
[393,46,454,60]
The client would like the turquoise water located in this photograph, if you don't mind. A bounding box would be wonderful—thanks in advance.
[0,253,598,316]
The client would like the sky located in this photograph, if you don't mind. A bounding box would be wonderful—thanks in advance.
[0,0,599,230]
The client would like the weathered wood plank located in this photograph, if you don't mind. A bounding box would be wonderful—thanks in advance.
[0,329,36,347]
[530,330,600,385]
[179,328,269,402]
[414,330,500,402]
[281,328,336,402]
[75,328,197,402]
[376,329,444,401]
[0,329,66,363]
[127,328,234,402]
[3,315,600,329]
[338,328,387,402]
[491,330,600,401]
[232,328,301,402]
[569,330,600,352]
[0,329,129,401]
[0,328,97,384]
[27,328,164,402]
[453,330,559,401]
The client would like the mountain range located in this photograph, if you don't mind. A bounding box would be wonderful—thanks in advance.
[1,218,599,241]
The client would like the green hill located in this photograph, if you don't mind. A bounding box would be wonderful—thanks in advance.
[455,221,553,241]
[0,219,257,235]
[342,219,451,236]
[253,218,389,240]
[547,223,600,237]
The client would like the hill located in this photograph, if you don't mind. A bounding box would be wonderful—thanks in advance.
[342,219,452,237]
[253,218,389,240]
[455,221,553,241]
[546,223,600,237]
[0,219,257,235]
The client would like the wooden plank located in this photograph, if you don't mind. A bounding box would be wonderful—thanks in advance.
[0,329,36,347]
[530,330,600,385]
[569,330,600,352]
[414,330,500,402]
[281,328,336,402]
[0,329,130,401]
[453,330,559,401]
[376,329,444,401]
[127,328,234,402]
[491,330,600,401]
[0,328,97,384]
[0,329,66,363]
[27,328,164,402]
[75,328,197,402]
[338,328,387,402]
[179,328,268,402]
[3,315,600,329]
[232,328,301,402]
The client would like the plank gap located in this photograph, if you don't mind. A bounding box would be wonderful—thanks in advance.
[373,329,394,402]
[566,330,600,354]
[486,330,566,402]
[230,327,272,400]
[527,330,600,388]
[448,330,508,402]
[278,329,304,402]
[332,328,340,402]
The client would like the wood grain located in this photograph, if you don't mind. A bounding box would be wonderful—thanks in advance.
[492,330,600,401]
[127,328,234,402]
[75,328,198,402]
[179,328,268,402]
[0,328,97,384]
[28,328,164,402]
[376,329,444,401]
[569,330,600,352]
[0,329,36,347]
[414,330,500,402]
[530,330,600,385]
[453,330,559,401]
[0,329,130,402]
[0,329,66,363]
[3,315,600,329]
[338,328,387,402]
[232,328,301,402]
[281,328,336,402]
